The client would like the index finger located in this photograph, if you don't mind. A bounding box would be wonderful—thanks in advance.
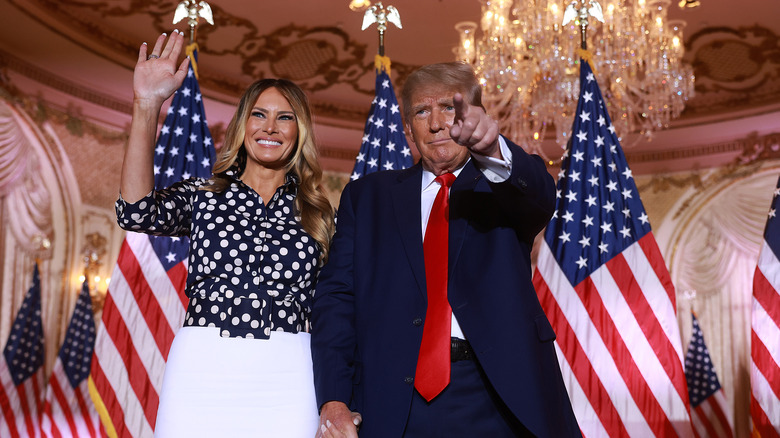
[453,93,468,124]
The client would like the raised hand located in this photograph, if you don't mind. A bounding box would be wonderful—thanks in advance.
[449,93,501,159]
[133,30,190,107]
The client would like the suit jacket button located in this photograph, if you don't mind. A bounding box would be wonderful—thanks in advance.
[516,178,528,189]
[412,317,422,326]
[404,376,414,384]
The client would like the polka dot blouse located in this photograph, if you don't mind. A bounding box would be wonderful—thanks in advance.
[116,171,321,339]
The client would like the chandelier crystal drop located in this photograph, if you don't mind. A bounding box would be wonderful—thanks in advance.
[454,0,695,158]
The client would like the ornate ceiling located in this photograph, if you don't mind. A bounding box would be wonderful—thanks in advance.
[1,0,779,173]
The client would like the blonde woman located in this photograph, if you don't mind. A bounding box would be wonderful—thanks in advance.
[117,31,335,437]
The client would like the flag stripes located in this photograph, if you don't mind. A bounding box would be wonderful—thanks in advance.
[536,237,694,436]
[751,176,780,437]
[0,364,44,438]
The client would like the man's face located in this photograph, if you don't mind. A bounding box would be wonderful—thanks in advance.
[405,85,470,176]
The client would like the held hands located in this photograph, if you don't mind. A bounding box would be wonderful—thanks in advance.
[449,93,501,159]
[316,401,362,438]
[133,30,190,108]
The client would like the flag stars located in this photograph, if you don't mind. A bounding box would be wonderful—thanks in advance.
[588,175,599,187]
[585,195,597,207]
[622,168,633,179]
[153,165,161,175]
[586,72,595,82]
[603,201,615,213]
[373,118,384,128]
[386,142,396,152]
[382,79,390,88]
[770,209,777,219]
[639,212,649,224]
[570,170,581,182]
[156,145,165,155]
[601,222,613,234]
[597,115,606,127]
[356,152,365,162]
[201,157,210,167]
[362,134,369,144]
[622,208,631,217]
[622,188,633,199]
[378,98,387,108]
[583,91,594,103]
[579,111,591,123]
[607,180,618,192]
[591,157,602,167]
[608,125,616,135]
[383,161,394,170]
[579,236,591,248]
[351,172,361,181]
[391,103,399,114]
[565,190,577,202]
[573,151,584,162]
[576,256,588,269]
[594,136,605,148]
[166,252,177,263]
[582,215,594,227]
[160,125,170,135]
[401,146,411,157]
[389,123,398,133]
[192,113,201,124]
[371,138,381,148]
[165,167,175,178]
[181,87,191,97]
[558,169,566,179]
[367,158,378,168]
[620,226,632,238]
[186,152,194,162]
[599,242,609,253]
[170,147,179,157]
[576,131,588,142]
[177,106,188,117]
[189,133,198,143]
[562,211,574,222]
[174,126,184,136]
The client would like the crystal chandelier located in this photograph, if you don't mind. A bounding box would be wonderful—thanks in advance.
[454,0,695,158]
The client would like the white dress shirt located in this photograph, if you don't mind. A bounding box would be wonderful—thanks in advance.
[420,137,513,339]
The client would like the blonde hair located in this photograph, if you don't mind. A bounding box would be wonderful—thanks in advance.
[206,79,335,263]
[401,62,484,123]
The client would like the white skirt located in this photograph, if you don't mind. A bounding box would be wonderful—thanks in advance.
[154,327,319,438]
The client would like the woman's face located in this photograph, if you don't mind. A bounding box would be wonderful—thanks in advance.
[243,87,298,170]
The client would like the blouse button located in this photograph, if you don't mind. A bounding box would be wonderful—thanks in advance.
[412,317,422,327]
[404,376,414,385]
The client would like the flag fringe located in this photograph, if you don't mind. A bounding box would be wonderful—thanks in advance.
[375,54,391,76]
[88,376,118,438]
[186,43,200,79]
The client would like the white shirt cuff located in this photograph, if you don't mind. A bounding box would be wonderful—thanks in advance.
[470,136,513,182]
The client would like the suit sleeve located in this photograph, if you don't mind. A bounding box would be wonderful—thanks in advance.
[311,181,358,410]
[488,138,556,243]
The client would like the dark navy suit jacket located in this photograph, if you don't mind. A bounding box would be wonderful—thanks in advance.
[312,139,581,437]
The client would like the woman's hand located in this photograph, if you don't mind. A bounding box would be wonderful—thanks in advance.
[133,30,190,107]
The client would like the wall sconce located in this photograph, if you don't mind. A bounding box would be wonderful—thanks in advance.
[82,232,108,313]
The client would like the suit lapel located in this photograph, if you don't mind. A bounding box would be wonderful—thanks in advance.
[391,164,427,296]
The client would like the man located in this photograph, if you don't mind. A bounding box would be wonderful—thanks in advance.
[312,62,580,437]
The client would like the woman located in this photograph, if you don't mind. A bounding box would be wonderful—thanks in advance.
[117,30,335,437]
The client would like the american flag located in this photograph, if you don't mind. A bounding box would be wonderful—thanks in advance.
[350,61,412,180]
[89,47,215,438]
[750,175,780,437]
[685,313,734,437]
[41,279,106,437]
[532,60,695,437]
[0,263,45,438]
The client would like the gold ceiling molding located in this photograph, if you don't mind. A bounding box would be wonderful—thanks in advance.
[683,25,780,115]
[636,132,780,215]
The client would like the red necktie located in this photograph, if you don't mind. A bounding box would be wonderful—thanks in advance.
[415,172,456,402]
